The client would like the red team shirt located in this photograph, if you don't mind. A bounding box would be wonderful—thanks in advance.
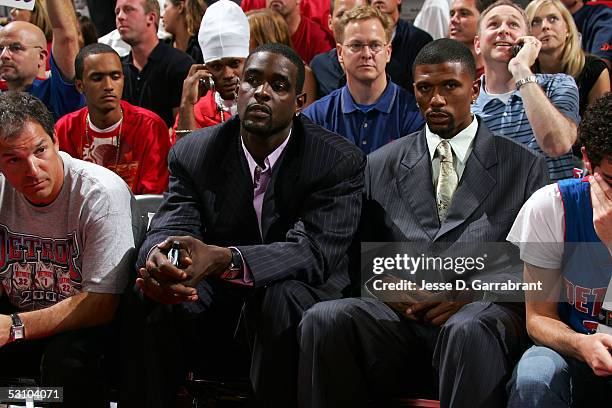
[55,100,171,194]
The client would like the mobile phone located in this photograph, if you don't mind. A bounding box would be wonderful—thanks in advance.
[511,43,523,58]
[167,240,181,268]
[198,77,215,91]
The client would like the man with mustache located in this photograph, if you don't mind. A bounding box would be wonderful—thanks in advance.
[298,38,549,407]
[472,0,580,181]
[0,0,84,120]
[303,5,424,154]
[173,0,248,138]
[131,43,365,407]
[54,43,170,195]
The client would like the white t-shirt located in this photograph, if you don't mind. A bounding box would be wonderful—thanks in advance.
[507,183,565,269]
[0,152,137,311]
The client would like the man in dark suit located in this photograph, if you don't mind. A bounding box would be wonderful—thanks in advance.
[298,39,549,408]
[133,43,365,407]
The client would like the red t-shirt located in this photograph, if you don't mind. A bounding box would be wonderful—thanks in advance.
[291,17,334,64]
[55,100,171,194]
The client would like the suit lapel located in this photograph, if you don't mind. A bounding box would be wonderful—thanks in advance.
[397,130,439,240]
[435,121,497,240]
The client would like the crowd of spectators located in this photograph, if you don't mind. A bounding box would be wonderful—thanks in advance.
[0,0,610,406]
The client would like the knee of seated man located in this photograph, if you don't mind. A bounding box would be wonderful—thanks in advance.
[439,303,492,341]
[513,346,570,390]
[300,298,366,337]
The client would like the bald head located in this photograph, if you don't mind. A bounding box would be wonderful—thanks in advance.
[1,21,47,48]
[0,21,48,90]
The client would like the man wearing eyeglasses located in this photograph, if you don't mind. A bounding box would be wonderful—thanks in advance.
[0,0,84,120]
[303,5,424,154]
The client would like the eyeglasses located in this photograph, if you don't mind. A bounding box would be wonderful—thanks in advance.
[0,43,44,55]
[342,42,387,54]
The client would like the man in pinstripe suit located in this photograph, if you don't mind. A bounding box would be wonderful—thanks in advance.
[298,39,550,407]
[131,43,366,407]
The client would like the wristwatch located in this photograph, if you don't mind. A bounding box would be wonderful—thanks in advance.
[10,313,25,342]
[220,247,243,280]
[515,75,537,90]
[228,247,243,272]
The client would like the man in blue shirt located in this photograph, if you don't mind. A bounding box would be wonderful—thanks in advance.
[0,0,84,120]
[472,0,580,181]
[304,5,424,154]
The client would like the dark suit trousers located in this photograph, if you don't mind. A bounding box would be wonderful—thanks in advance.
[120,278,337,407]
[298,298,529,408]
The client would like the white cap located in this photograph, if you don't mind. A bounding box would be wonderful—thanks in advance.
[198,0,250,64]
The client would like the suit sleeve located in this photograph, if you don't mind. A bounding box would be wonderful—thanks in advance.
[236,151,366,288]
[136,145,204,268]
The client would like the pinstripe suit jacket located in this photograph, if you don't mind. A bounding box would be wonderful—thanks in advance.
[363,117,549,243]
[137,115,365,297]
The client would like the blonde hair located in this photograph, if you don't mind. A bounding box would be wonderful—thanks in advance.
[31,0,52,43]
[525,0,585,79]
[247,9,293,48]
[336,5,392,43]
[185,0,205,37]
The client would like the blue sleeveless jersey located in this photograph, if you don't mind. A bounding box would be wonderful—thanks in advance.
[558,178,611,334]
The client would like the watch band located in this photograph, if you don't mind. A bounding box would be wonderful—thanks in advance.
[10,313,25,342]
[515,75,537,90]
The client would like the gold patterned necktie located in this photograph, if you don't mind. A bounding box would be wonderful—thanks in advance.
[436,140,458,222]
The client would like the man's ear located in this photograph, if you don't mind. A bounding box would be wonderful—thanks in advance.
[336,42,344,65]
[146,11,157,27]
[474,35,481,56]
[75,79,85,94]
[38,48,49,69]
[472,77,481,101]
[581,146,593,174]
[295,92,307,113]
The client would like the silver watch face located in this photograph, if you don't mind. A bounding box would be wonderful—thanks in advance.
[12,325,24,340]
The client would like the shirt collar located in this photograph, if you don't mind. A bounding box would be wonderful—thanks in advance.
[476,74,523,107]
[426,115,478,165]
[341,78,397,114]
[241,128,292,184]
[126,41,163,65]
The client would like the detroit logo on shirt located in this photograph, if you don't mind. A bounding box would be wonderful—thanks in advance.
[0,225,82,310]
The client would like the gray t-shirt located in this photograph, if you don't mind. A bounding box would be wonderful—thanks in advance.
[0,152,137,311]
